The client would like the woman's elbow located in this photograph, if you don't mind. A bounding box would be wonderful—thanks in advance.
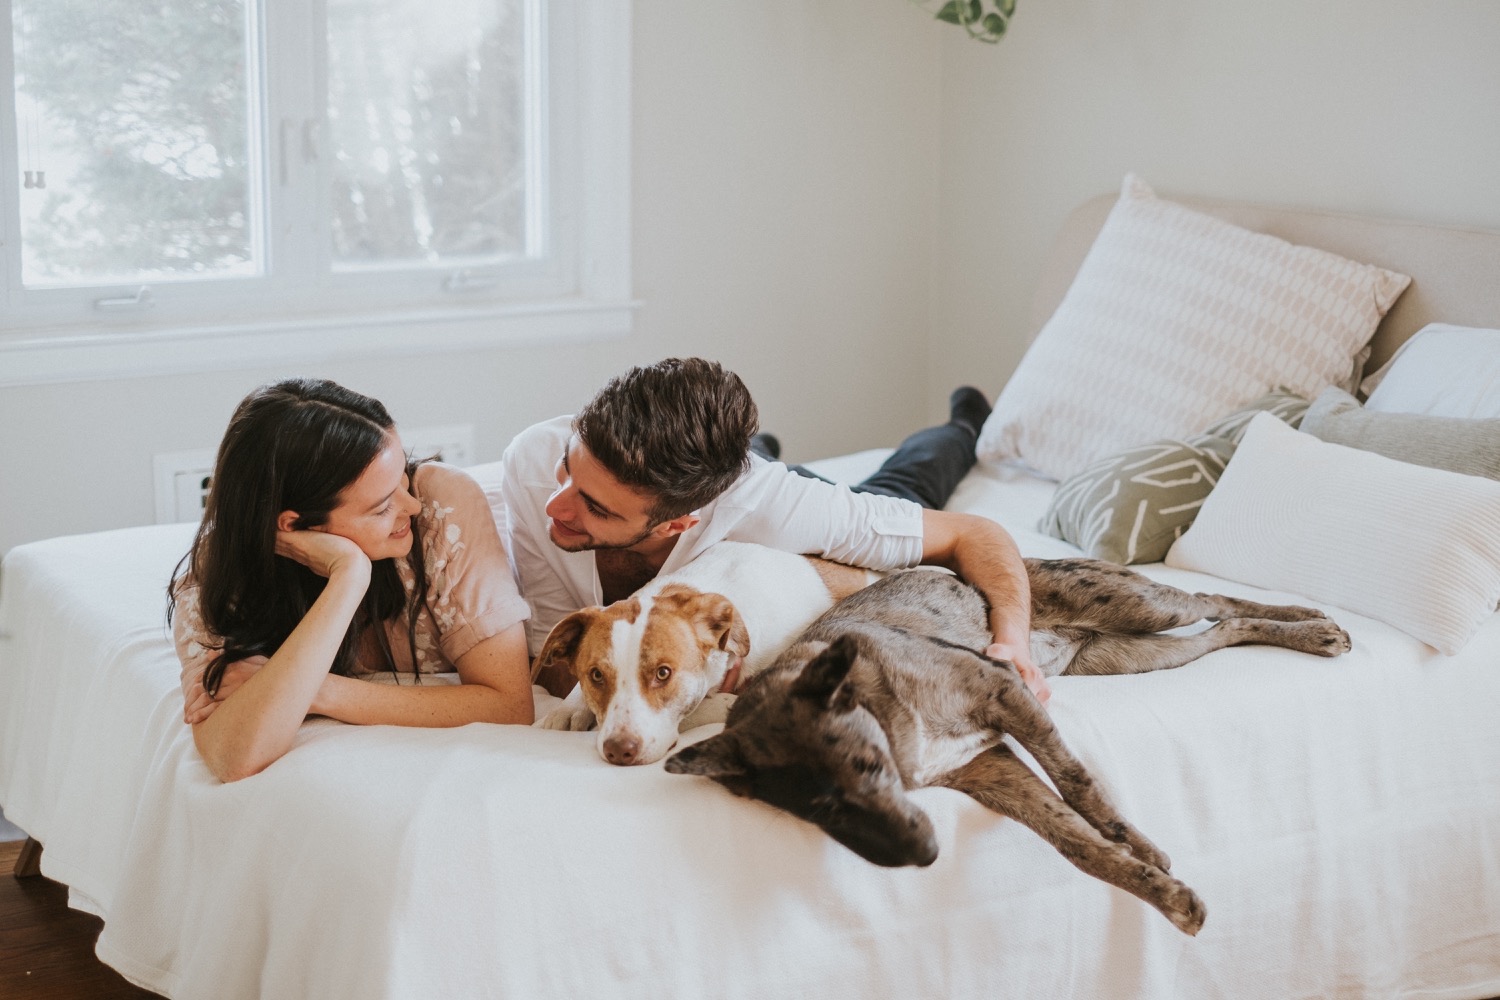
[484,694,534,726]
[192,723,278,783]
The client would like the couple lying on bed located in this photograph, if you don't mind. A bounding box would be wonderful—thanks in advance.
[169,359,1045,782]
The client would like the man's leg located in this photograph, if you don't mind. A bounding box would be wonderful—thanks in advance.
[755,387,991,511]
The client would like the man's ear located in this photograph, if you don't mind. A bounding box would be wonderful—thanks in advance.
[650,513,700,539]
[663,733,748,780]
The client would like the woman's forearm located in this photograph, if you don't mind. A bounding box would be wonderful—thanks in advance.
[192,562,370,782]
[313,675,534,727]
[313,625,536,727]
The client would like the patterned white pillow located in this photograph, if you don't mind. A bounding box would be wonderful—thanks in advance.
[1166,414,1500,655]
[978,175,1411,480]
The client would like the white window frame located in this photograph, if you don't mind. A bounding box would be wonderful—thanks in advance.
[0,0,633,388]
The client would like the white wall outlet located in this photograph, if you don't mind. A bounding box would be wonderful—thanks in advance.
[153,449,217,524]
[402,424,475,466]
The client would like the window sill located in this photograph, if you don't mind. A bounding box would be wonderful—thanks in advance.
[0,297,640,387]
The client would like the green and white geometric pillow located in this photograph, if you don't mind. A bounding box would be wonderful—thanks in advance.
[1038,435,1236,565]
[1201,390,1313,445]
[1039,391,1310,564]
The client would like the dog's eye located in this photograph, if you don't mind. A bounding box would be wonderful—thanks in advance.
[655,665,672,683]
[588,667,604,685]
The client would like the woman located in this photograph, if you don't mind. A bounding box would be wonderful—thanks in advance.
[169,378,534,783]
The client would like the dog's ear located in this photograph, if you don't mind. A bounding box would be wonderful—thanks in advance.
[791,634,860,711]
[663,733,748,780]
[534,609,596,682]
[713,599,750,661]
[658,586,750,661]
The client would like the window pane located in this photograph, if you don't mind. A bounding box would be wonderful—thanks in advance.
[10,0,259,288]
[327,0,530,270]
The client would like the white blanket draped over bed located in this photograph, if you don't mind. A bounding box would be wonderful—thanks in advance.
[2,455,1498,1000]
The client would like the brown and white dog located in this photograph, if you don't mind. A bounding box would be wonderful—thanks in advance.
[534,542,874,765]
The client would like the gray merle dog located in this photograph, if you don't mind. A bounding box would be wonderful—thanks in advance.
[664,560,1351,935]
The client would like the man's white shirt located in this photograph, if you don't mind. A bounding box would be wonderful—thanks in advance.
[500,415,926,656]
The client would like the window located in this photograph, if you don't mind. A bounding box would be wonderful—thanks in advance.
[0,0,631,385]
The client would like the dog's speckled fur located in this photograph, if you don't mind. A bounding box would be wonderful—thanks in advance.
[666,562,1351,935]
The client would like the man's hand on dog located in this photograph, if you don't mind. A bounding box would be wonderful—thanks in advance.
[986,642,1051,706]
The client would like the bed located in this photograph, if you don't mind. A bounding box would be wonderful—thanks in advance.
[3,179,1499,999]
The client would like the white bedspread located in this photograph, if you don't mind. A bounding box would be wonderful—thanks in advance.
[2,458,1499,999]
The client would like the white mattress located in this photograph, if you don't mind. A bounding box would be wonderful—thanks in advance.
[1,457,1498,1000]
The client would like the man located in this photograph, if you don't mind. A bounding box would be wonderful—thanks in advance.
[498,358,1049,704]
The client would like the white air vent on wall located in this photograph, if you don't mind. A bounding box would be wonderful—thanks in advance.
[402,424,474,467]
[153,449,217,524]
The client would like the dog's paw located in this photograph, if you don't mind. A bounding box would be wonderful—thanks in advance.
[1293,619,1353,657]
[681,692,737,731]
[1162,880,1208,937]
[540,705,597,731]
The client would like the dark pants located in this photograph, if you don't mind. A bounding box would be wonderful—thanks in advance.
[787,422,977,511]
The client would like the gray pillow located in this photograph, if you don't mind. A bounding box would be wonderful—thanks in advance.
[1039,391,1310,564]
[1302,387,1500,480]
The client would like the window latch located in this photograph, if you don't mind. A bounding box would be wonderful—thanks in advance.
[93,285,154,311]
[443,269,496,292]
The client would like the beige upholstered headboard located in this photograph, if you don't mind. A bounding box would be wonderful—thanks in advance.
[1031,193,1500,373]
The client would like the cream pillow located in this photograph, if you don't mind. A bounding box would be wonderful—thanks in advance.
[1166,413,1500,654]
[1360,323,1500,418]
[979,174,1411,480]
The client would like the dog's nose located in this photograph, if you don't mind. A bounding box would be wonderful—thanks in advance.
[603,735,642,766]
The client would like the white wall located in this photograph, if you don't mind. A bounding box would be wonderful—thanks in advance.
[929,0,1500,407]
[7,1,1500,559]
[0,1,945,557]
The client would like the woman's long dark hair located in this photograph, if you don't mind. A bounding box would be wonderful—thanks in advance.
[168,378,429,695]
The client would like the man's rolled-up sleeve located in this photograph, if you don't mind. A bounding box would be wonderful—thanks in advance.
[727,469,924,571]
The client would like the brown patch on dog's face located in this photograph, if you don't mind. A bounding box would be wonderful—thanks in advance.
[637,610,711,711]
[537,598,644,717]
[651,584,749,662]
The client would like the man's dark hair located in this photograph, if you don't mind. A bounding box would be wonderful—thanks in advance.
[576,357,759,522]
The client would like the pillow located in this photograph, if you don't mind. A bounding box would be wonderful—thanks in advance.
[1039,435,1234,564]
[1039,391,1309,564]
[1199,389,1311,445]
[1302,386,1500,480]
[1360,323,1500,418]
[1165,413,1500,654]
[977,174,1411,480]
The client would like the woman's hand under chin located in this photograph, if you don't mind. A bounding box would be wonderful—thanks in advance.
[275,528,372,580]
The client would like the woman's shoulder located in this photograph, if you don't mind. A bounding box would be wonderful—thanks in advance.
[411,462,497,531]
[412,461,482,501]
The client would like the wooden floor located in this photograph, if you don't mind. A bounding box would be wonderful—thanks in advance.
[0,840,161,999]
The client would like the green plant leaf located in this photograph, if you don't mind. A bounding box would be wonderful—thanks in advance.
[934,0,963,25]
[967,0,982,22]
[999,0,1017,17]
[982,12,1007,36]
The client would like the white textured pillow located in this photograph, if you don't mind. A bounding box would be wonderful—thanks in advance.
[979,174,1411,480]
[1360,323,1500,418]
[1166,413,1500,654]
